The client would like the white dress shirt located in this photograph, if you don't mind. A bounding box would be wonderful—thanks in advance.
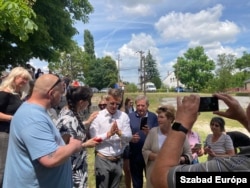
[89,109,132,157]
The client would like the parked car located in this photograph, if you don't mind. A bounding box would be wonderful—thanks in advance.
[99,87,110,93]
[175,86,185,92]
[145,82,157,92]
[91,87,99,93]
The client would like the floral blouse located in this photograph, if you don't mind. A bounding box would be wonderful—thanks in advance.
[56,107,88,188]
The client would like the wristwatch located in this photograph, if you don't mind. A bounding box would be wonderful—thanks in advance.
[172,122,188,134]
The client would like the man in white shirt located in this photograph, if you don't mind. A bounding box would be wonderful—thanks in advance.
[90,88,132,188]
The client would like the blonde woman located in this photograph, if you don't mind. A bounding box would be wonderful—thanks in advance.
[0,67,32,186]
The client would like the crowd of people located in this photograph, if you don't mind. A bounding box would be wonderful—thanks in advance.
[1,66,250,188]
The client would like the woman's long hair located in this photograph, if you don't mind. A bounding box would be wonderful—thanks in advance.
[0,67,33,99]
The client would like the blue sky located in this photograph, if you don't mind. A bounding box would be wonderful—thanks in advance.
[29,0,250,84]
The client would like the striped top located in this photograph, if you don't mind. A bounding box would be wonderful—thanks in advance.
[204,133,234,161]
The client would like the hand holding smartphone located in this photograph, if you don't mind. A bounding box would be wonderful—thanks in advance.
[140,117,148,130]
[199,96,219,112]
[193,143,202,149]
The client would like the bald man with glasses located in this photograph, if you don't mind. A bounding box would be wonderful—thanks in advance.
[3,74,83,188]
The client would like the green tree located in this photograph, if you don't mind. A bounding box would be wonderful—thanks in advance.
[235,51,250,70]
[144,50,161,88]
[0,0,37,42]
[0,0,93,70]
[84,29,95,59]
[214,53,236,91]
[85,56,118,89]
[173,46,215,91]
[231,72,249,88]
[151,76,162,89]
[48,42,88,81]
[234,52,250,86]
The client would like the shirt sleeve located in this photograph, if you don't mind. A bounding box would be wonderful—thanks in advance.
[225,134,234,150]
[119,113,132,145]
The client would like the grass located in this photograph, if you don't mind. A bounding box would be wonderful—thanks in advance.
[86,91,249,187]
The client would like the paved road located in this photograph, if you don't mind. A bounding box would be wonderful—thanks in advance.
[160,96,250,110]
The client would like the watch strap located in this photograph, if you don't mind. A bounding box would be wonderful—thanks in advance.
[172,122,188,134]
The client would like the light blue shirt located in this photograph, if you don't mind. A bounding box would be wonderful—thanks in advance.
[3,102,72,188]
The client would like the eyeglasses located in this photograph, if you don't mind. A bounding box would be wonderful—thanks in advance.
[48,78,61,92]
[210,123,220,127]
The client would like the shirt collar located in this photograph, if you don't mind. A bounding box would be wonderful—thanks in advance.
[104,109,118,118]
[135,111,148,118]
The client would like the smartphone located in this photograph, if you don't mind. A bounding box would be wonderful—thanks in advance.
[140,117,148,130]
[193,143,202,149]
[199,96,219,112]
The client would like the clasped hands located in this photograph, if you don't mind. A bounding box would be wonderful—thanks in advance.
[107,120,122,138]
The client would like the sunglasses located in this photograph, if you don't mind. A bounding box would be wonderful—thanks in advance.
[48,77,61,93]
[210,123,220,127]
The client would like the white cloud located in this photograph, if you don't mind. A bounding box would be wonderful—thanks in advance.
[119,33,157,55]
[118,33,160,69]
[155,4,240,45]
[116,33,162,83]
[123,5,152,16]
[30,1,250,84]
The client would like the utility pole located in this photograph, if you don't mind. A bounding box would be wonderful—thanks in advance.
[136,50,144,92]
[117,54,121,85]
[142,55,146,96]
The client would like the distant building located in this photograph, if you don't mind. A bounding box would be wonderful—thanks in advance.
[244,78,250,91]
[162,71,185,89]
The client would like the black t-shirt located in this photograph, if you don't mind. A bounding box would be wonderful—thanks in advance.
[0,91,22,130]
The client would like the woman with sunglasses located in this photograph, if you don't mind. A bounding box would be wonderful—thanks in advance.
[142,105,192,188]
[204,116,235,161]
[98,95,107,110]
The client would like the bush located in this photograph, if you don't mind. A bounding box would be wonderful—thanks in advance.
[235,92,250,96]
